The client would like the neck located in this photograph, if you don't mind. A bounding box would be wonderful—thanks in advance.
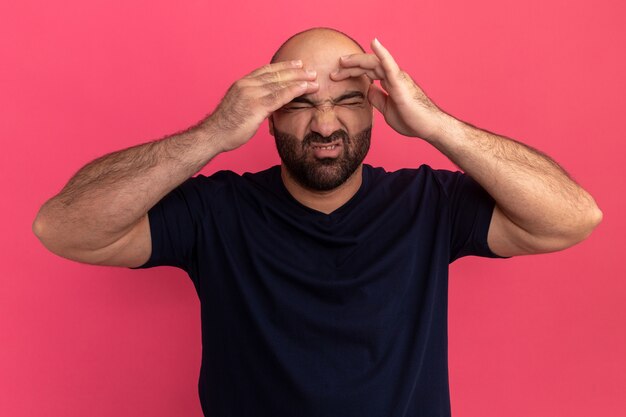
[281,164,364,214]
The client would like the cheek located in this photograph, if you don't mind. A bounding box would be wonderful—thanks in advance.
[273,112,312,136]
[335,106,373,131]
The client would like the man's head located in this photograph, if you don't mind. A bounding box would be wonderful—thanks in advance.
[269,28,373,191]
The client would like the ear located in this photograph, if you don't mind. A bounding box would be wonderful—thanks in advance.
[268,114,275,136]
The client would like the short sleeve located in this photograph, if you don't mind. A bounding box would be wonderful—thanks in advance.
[130,176,208,272]
[432,169,505,262]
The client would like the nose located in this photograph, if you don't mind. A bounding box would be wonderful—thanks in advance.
[309,106,342,138]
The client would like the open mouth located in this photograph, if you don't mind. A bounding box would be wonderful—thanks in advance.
[309,141,343,158]
[310,140,342,149]
[312,144,338,150]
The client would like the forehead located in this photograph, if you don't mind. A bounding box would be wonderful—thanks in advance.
[274,30,363,65]
[276,33,369,100]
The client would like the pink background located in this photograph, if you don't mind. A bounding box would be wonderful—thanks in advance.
[2,0,625,416]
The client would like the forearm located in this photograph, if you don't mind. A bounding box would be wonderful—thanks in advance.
[429,113,602,244]
[33,60,318,263]
[332,39,601,251]
[33,117,223,252]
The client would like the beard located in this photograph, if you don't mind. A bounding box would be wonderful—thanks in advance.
[273,125,372,191]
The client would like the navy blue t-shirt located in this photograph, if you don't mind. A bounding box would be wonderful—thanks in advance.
[133,164,502,417]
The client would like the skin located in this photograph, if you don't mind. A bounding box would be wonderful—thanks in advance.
[268,30,374,213]
[32,34,329,266]
[32,28,602,267]
[330,36,603,256]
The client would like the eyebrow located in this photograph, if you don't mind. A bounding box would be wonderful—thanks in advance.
[290,90,365,106]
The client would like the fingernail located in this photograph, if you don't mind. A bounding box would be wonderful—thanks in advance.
[293,60,302,66]
[306,69,317,76]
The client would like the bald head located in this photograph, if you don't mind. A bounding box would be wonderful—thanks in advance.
[270,27,365,64]
[268,28,374,192]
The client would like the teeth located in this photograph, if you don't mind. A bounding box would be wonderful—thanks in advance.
[315,145,336,150]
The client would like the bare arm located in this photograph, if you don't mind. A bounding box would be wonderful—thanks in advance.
[428,115,602,256]
[32,122,222,267]
[333,38,602,256]
[33,60,319,267]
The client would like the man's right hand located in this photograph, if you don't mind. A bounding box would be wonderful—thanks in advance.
[33,61,319,268]
[205,60,319,152]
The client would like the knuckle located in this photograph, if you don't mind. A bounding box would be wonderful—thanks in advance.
[264,81,285,93]
[289,80,306,92]
[231,79,247,92]
[249,64,271,77]
[260,91,280,106]
[259,71,278,83]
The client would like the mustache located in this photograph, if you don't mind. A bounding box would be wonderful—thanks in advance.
[302,130,349,147]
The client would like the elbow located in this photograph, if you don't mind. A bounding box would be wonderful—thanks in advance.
[499,198,603,256]
[32,210,47,241]
[590,204,603,228]
[535,203,603,254]
[32,207,66,256]
[32,211,56,254]
[560,203,603,249]
[583,204,603,238]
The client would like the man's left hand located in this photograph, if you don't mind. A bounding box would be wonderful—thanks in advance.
[331,38,443,141]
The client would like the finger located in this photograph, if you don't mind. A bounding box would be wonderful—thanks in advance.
[252,68,317,85]
[338,53,380,69]
[370,38,402,86]
[260,79,319,95]
[247,60,303,77]
[330,67,380,81]
[260,80,319,111]
[337,54,385,79]
[367,83,388,113]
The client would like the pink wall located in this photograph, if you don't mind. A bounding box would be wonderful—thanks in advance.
[2,0,625,416]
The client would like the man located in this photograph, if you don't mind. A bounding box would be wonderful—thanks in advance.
[33,27,601,416]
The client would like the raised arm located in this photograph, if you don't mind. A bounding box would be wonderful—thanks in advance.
[331,38,602,257]
[32,61,319,267]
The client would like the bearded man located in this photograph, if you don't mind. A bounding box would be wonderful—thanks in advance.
[33,27,602,417]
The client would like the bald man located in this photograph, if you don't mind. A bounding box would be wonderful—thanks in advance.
[34,28,601,416]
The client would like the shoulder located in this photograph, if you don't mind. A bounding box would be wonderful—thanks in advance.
[364,163,457,179]
[183,166,286,211]
[352,165,453,218]
[364,164,463,196]
[182,166,281,193]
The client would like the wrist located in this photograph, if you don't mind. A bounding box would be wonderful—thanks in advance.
[423,111,464,147]
[196,115,231,154]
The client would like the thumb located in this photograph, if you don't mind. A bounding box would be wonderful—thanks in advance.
[367,83,388,113]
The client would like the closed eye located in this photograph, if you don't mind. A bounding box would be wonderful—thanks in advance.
[282,105,313,111]
[339,101,363,106]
